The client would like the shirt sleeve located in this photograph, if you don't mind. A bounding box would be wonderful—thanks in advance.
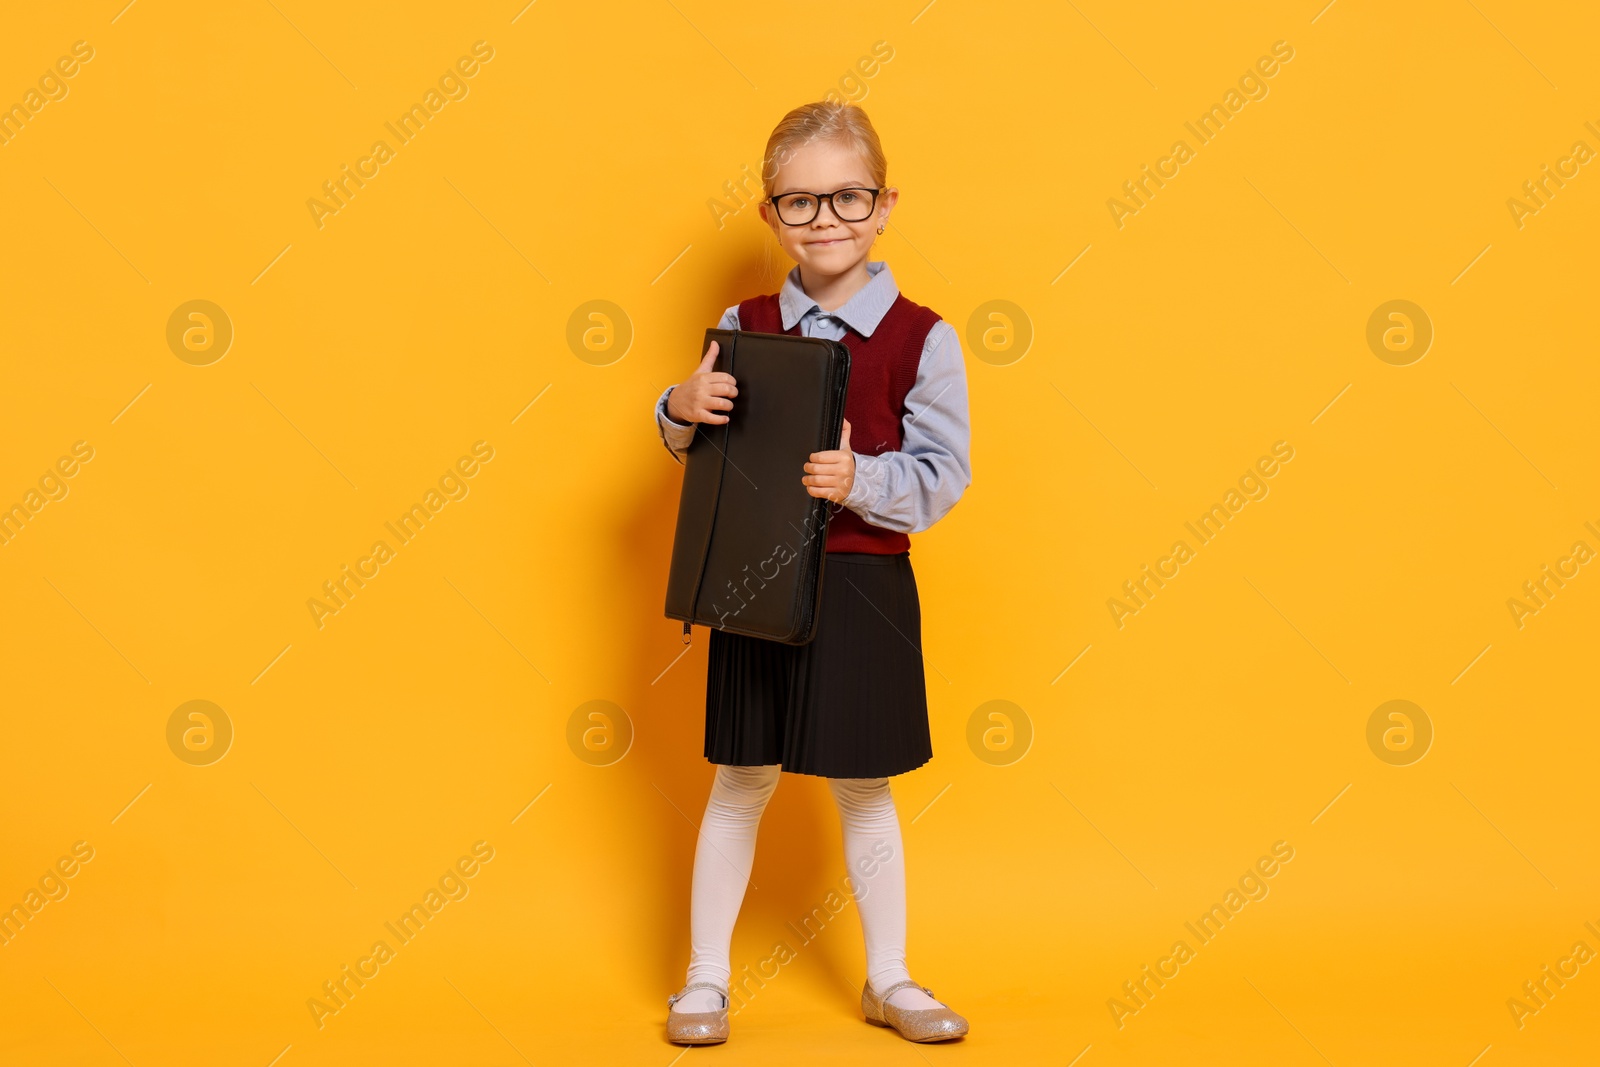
[839,320,972,533]
[656,306,740,464]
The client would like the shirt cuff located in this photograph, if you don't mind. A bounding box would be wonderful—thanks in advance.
[660,387,694,429]
[842,451,884,517]
[656,387,695,463]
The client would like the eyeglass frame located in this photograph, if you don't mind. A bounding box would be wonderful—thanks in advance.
[766,186,887,226]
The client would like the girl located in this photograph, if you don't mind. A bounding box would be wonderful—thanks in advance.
[652,101,972,1045]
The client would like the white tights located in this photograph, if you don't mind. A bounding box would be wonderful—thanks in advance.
[676,763,942,1013]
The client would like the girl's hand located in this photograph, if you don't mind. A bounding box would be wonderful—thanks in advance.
[666,340,738,424]
[803,419,854,503]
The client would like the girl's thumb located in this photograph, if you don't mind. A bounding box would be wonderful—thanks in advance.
[840,418,851,449]
[698,340,720,371]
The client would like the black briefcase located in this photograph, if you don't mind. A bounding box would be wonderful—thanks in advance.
[664,328,851,644]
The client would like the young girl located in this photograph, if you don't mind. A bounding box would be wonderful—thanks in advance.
[652,101,972,1045]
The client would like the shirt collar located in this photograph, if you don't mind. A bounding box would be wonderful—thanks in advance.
[778,260,899,336]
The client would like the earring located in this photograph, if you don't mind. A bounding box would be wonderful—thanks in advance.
[876,224,885,234]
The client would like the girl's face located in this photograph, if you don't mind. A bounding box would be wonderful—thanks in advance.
[759,137,896,275]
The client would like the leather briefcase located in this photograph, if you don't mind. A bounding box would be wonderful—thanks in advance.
[664,328,851,645]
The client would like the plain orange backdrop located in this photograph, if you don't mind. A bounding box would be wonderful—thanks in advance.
[1,2,1596,1064]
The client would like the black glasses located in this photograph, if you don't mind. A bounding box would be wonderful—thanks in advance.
[769,187,884,226]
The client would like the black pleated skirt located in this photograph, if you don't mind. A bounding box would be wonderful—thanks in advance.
[703,550,933,779]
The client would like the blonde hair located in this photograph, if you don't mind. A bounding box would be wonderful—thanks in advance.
[760,100,888,199]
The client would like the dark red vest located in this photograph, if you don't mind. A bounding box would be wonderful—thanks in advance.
[738,289,941,554]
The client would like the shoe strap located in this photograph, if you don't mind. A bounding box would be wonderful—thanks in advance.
[668,981,729,1009]
[871,978,933,1005]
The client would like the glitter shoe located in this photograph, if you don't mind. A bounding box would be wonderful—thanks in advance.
[666,981,729,1045]
[861,978,969,1042]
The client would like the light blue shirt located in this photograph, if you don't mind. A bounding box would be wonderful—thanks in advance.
[654,260,971,536]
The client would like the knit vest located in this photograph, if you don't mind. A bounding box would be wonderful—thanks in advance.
[738,289,942,554]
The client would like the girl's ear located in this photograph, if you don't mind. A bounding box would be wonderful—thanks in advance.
[871,187,895,228]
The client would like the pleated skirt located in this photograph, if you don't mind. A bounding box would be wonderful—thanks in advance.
[703,549,933,779]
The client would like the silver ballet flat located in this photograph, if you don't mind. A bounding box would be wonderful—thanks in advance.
[862,978,969,1042]
[666,981,729,1044]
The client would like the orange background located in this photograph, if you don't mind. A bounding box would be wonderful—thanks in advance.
[1,1,1596,1064]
